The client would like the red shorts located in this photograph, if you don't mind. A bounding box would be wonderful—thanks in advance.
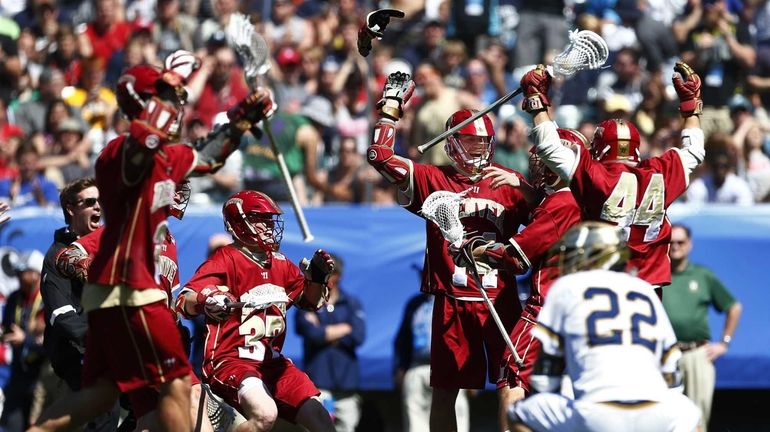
[496,301,543,392]
[82,301,191,393]
[127,370,201,418]
[430,287,521,389]
[205,356,319,423]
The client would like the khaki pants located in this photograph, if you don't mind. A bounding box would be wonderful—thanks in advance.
[700,106,733,138]
[680,345,715,431]
[402,364,470,432]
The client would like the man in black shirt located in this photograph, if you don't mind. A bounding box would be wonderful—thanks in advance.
[39,176,117,431]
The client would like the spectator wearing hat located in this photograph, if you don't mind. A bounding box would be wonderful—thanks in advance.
[39,118,93,186]
[0,142,58,208]
[0,250,46,431]
[272,45,309,114]
[187,45,249,128]
[242,96,330,204]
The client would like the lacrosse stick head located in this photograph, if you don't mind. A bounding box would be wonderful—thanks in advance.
[550,30,609,78]
[420,190,467,247]
[225,12,271,84]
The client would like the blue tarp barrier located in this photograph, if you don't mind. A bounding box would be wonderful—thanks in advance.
[1,204,768,389]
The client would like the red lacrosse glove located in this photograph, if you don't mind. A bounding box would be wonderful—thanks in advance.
[300,249,336,284]
[227,88,276,131]
[196,286,237,321]
[519,64,552,114]
[475,242,528,273]
[673,61,702,116]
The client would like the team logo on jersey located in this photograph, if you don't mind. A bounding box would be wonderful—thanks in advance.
[689,280,698,291]
[460,197,506,233]
[145,134,160,149]
[152,180,177,212]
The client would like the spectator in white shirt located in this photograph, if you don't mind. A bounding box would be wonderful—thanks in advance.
[687,133,754,205]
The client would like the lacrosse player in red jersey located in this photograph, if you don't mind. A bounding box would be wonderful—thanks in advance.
[519,61,705,293]
[31,50,275,432]
[469,130,584,428]
[367,71,531,432]
[176,190,336,432]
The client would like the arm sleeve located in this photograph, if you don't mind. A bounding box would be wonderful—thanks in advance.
[510,206,561,269]
[294,311,326,345]
[672,128,705,183]
[41,256,87,346]
[531,282,567,356]
[338,297,366,349]
[393,296,418,372]
[706,269,736,313]
[532,121,578,181]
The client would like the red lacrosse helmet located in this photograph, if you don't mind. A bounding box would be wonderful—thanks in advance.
[591,119,641,164]
[223,190,284,254]
[444,109,496,178]
[169,180,191,220]
[116,65,163,120]
[529,128,589,190]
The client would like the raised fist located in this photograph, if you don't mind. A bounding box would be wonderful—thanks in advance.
[300,249,335,284]
[196,286,237,321]
[519,64,552,113]
[378,72,415,120]
[227,88,276,131]
[357,8,406,57]
[673,61,702,116]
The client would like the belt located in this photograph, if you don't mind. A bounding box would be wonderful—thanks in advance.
[677,340,709,352]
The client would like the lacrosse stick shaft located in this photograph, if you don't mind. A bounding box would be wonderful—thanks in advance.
[255,121,314,243]
[464,259,524,367]
[417,88,523,154]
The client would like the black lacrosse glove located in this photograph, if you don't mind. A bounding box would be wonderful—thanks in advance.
[357,8,406,57]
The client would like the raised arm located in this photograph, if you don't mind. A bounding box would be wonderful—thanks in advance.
[671,61,705,180]
[366,72,416,188]
[520,65,578,182]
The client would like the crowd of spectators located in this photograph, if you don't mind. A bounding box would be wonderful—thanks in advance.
[0,0,768,210]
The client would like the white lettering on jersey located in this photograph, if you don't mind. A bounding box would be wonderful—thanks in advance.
[151,179,176,212]
[156,255,178,287]
[460,197,506,233]
[237,283,290,361]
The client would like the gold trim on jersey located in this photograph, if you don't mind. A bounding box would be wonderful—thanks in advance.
[120,305,150,383]
[599,400,657,410]
[139,308,166,383]
[82,283,168,312]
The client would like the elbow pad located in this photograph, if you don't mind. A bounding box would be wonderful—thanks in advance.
[55,246,90,283]
[367,118,410,184]
[192,124,243,174]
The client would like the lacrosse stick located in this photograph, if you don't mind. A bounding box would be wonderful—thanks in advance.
[417,30,609,154]
[226,13,314,242]
[420,190,524,367]
[203,384,238,432]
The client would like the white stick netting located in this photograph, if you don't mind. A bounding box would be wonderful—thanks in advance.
[204,384,237,432]
[420,190,467,246]
[226,13,270,80]
[550,30,609,78]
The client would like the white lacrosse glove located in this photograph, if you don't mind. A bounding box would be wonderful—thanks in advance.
[196,286,237,321]
[163,50,201,86]
[378,72,415,120]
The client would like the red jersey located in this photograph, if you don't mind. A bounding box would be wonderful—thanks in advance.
[570,145,687,286]
[75,226,180,299]
[82,21,132,65]
[511,189,581,299]
[184,246,306,365]
[404,163,530,299]
[89,136,194,289]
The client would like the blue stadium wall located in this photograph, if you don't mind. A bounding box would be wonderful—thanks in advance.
[2,204,768,390]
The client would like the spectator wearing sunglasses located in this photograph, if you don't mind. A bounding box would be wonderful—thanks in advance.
[38,177,119,431]
[686,132,754,205]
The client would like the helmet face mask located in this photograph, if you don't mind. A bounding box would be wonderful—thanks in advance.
[591,119,641,164]
[223,191,285,256]
[444,109,496,178]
